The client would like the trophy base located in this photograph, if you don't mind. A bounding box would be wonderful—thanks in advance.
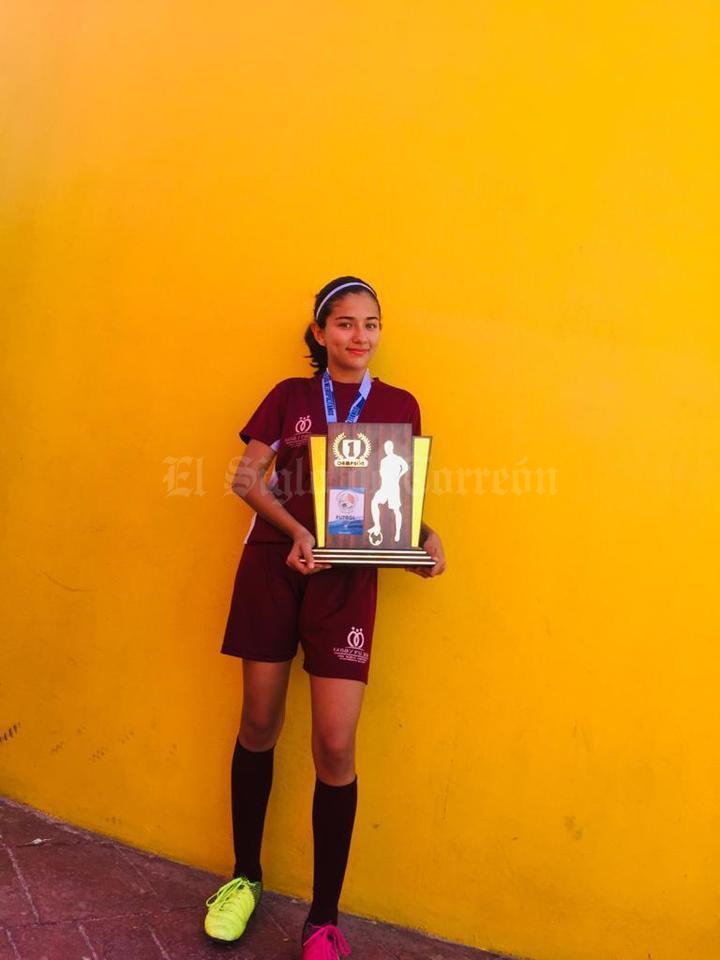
[311,548,436,568]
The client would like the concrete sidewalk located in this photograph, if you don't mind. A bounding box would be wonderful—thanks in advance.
[0,796,510,960]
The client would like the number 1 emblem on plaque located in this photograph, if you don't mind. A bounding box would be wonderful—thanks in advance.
[332,432,371,468]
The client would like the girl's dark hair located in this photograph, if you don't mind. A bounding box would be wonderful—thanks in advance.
[304,275,381,376]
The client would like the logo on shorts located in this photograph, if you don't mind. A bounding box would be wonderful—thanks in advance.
[332,624,369,666]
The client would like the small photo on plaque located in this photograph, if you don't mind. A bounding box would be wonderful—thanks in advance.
[327,487,365,536]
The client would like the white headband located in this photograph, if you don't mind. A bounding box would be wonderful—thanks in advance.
[314,281,377,321]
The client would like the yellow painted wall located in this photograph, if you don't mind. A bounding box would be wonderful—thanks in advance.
[1,3,718,958]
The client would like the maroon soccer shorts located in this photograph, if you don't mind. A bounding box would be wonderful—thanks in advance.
[220,543,378,684]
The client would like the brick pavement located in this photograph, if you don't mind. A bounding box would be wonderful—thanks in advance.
[0,796,510,960]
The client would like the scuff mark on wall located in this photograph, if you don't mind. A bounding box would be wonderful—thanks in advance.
[563,815,583,840]
[43,571,95,592]
[0,722,21,743]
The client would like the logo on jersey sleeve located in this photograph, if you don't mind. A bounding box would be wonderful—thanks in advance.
[284,413,313,448]
[332,625,369,665]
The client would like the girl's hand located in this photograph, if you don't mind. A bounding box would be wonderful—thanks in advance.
[286,529,332,575]
[405,529,446,578]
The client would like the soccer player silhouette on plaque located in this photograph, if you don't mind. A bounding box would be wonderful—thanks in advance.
[367,440,409,546]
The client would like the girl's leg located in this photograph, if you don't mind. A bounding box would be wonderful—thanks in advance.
[305,675,365,931]
[231,659,292,882]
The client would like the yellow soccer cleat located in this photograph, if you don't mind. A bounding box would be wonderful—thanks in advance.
[204,875,262,942]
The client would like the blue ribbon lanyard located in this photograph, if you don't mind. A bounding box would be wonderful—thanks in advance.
[321,368,372,424]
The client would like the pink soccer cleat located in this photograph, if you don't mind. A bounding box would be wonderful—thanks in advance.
[302,922,351,959]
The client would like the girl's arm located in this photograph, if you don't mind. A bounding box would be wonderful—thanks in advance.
[232,439,331,574]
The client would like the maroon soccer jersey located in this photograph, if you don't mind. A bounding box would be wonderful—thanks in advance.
[238,374,422,544]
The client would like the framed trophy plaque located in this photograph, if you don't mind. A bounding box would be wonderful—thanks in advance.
[308,422,435,567]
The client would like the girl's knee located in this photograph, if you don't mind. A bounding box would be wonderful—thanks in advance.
[312,732,355,781]
[239,710,284,750]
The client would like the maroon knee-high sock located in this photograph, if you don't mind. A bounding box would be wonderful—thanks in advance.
[230,736,274,883]
[305,775,358,931]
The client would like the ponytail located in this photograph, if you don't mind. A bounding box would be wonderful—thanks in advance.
[304,324,328,376]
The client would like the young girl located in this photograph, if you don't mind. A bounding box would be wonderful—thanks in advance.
[204,276,446,959]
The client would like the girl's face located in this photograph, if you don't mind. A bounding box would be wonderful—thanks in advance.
[311,291,382,377]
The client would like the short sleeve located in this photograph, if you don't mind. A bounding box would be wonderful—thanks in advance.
[410,397,422,436]
[239,380,288,450]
